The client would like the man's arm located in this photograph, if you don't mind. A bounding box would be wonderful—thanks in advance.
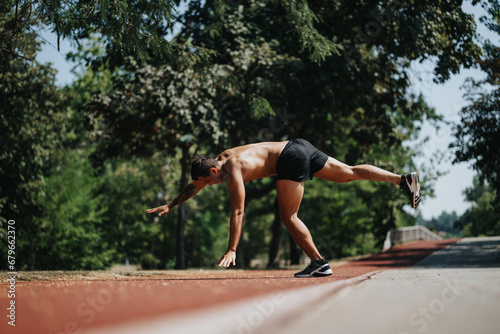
[217,170,245,268]
[147,180,204,216]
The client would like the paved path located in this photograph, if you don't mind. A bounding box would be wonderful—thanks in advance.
[258,237,500,334]
[0,239,458,334]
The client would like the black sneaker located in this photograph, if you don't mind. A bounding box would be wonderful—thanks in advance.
[400,172,421,209]
[294,259,333,278]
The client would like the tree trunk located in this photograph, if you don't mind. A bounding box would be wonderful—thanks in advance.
[175,144,190,270]
[239,180,276,268]
[267,198,283,268]
[289,234,301,265]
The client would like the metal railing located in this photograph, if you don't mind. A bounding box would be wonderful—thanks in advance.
[383,225,443,251]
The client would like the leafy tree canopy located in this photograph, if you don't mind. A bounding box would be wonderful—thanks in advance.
[454,176,499,236]
[452,0,500,221]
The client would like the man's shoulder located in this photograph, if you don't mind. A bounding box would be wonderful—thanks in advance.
[223,156,243,172]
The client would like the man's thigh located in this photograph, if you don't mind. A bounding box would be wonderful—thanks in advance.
[313,157,354,183]
[276,180,305,217]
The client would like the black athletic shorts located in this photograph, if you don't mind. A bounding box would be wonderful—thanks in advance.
[276,138,329,182]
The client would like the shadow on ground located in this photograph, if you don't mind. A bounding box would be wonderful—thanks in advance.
[347,239,459,268]
[415,237,500,268]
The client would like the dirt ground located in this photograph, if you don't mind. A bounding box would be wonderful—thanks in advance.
[0,239,457,334]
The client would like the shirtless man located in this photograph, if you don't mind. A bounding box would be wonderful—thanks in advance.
[147,138,421,278]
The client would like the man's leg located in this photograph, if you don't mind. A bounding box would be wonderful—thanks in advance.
[276,180,322,261]
[313,157,401,184]
[314,156,421,208]
[276,179,333,277]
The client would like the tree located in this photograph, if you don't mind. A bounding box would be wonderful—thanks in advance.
[0,0,215,72]
[31,151,112,269]
[452,1,500,223]
[98,156,176,269]
[454,176,499,236]
[0,2,65,269]
[86,56,226,268]
[2,0,356,79]
[417,211,461,237]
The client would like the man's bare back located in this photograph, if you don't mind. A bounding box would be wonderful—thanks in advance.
[146,141,289,218]
[217,141,288,183]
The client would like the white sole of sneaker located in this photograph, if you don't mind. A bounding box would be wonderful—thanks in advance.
[411,173,421,208]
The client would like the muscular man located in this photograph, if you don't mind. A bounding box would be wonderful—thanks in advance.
[147,138,421,278]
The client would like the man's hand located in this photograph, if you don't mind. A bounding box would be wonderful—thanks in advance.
[146,205,170,216]
[217,250,236,268]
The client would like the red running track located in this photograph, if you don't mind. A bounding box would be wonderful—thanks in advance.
[0,239,457,334]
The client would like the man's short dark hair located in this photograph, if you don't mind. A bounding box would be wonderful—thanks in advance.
[191,156,218,180]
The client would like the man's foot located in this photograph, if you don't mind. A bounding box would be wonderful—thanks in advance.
[400,172,421,209]
[294,259,333,278]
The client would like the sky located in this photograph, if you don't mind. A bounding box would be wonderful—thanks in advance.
[406,2,498,220]
[35,3,497,221]
[408,64,477,220]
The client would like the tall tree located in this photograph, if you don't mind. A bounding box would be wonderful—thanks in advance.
[87,56,225,268]
[0,1,65,269]
[452,0,500,222]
